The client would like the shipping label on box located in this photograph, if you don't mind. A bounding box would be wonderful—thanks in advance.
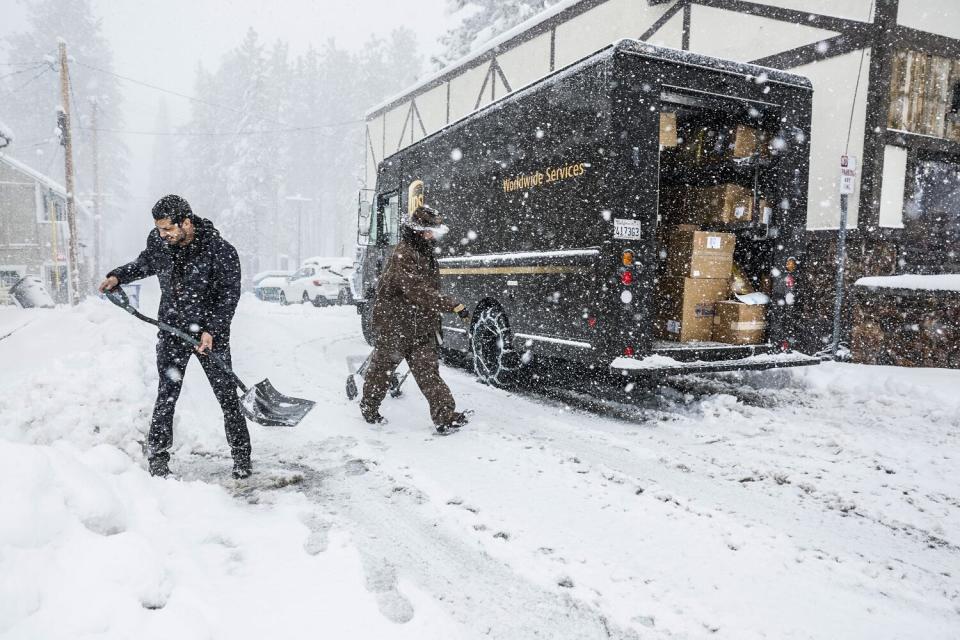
[688,184,754,226]
[665,227,736,279]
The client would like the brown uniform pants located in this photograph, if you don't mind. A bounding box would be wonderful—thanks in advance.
[361,331,456,425]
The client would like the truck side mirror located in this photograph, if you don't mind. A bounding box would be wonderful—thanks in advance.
[357,199,372,243]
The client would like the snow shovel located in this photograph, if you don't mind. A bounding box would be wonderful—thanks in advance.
[104,286,315,427]
[344,352,406,400]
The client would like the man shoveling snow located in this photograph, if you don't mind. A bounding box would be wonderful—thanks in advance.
[99,194,251,479]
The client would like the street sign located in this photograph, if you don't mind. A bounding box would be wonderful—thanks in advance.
[839,154,858,195]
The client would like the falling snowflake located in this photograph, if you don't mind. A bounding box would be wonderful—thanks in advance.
[450,148,463,161]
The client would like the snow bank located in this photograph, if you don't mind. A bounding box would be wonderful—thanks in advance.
[855,273,960,292]
[0,299,458,639]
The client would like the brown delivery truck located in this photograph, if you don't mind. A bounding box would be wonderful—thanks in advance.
[355,40,820,388]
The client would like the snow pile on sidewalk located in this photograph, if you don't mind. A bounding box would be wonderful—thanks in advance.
[0,301,456,640]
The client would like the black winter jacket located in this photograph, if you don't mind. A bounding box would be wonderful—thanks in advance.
[108,218,241,340]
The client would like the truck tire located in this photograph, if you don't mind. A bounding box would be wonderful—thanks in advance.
[471,306,527,389]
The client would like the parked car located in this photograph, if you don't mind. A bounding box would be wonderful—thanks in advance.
[252,270,293,302]
[9,275,55,308]
[281,261,352,306]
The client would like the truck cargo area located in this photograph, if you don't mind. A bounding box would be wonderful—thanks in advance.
[650,83,798,354]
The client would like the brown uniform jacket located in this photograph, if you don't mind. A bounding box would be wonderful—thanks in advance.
[372,231,459,344]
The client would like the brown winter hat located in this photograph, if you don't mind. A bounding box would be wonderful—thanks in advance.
[405,205,449,236]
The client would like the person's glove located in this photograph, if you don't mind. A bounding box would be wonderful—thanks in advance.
[452,303,470,324]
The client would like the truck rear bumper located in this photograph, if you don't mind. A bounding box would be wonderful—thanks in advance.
[610,351,822,377]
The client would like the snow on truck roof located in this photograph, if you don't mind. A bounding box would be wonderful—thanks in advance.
[366,37,811,119]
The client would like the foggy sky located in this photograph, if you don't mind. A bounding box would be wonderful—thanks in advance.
[2,0,450,242]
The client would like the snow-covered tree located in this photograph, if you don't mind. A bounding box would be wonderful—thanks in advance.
[432,0,561,69]
[176,27,424,271]
[0,0,129,263]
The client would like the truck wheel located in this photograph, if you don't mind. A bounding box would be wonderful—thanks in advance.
[360,300,375,346]
[471,306,526,389]
[302,291,311,304]
[279,291,289,306]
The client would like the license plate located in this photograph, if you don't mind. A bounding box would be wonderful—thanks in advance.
[614,218,642,240]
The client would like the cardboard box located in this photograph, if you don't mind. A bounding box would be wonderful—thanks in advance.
[758,198,773,225]
[730,125,758,158]
[712,301,767,345]
[659,112,678,148]
[664,227,735,279]
[657,277,731,342]
[676,124,765,163]
[688,184,754,225]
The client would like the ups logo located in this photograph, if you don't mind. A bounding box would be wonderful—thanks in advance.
[408,180,425,214]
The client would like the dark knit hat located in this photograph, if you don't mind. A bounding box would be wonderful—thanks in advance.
[152,194,194,224]
[404,204,449,236]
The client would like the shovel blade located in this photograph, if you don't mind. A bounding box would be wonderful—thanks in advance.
[240,378,315,427]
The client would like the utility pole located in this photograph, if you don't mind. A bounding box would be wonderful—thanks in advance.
[90,97,102,281]
[57,39,82,305]
[285,194,312,266]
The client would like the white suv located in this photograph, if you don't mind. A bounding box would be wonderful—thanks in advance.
[281,261,352,306]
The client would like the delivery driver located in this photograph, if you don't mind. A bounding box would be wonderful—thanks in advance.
[360,205,470,434]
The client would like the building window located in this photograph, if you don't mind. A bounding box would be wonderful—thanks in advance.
[901,157,960,273]
[38,191,66,222]
[888,50,960,140]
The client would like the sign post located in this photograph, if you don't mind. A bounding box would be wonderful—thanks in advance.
[832,155,857,357]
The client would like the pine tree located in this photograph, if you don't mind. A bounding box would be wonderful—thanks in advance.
[1,0,129,262]
[432,0,561,68]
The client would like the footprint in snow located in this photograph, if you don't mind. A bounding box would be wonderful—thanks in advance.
[301,513,332,555]
[360,556,415,624]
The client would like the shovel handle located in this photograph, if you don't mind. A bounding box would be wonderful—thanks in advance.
[104,285,248,393]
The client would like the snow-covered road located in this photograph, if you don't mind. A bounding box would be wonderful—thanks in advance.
[1,290,958,639]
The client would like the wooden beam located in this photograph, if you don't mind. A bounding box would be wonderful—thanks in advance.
[639,1,685,42]
[751,31,874,69]
[691,0,871,34]
[858,0,899,232]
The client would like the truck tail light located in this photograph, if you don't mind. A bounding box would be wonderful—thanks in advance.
[780,340,791,352]
[622,250,635,267]
[785,257,798,272]
[313,279,322,286]
[785,274,795,288]
[624,346,635,357]
[620,270,634,285]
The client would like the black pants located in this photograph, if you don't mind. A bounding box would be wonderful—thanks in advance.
[148,332,251,463]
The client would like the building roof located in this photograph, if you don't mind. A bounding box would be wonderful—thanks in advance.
[0,151,93,220]
[366,0,587,118]
[366,0,812,119]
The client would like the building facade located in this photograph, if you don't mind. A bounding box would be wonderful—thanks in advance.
[362,0,960,354]
[0,152,91,304]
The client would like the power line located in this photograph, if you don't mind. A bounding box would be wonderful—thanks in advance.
[0,64,45,81]
[78,117,364,137]
[74,59,291,127]
[9,66,50,92]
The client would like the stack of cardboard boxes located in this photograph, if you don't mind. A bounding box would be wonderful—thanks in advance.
[656,226,768,345]
[656,114,772,345]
